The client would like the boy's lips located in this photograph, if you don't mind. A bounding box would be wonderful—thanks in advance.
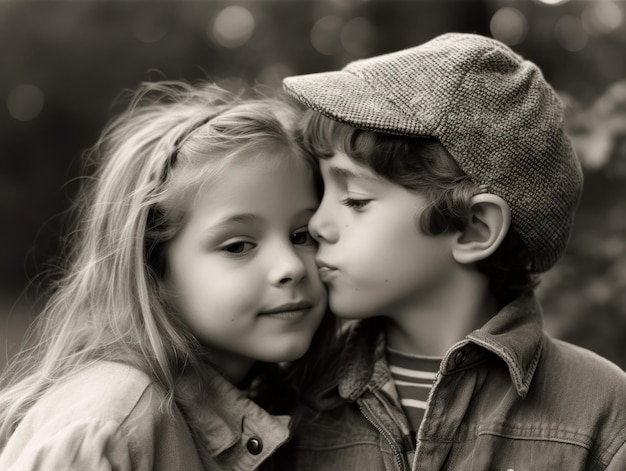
[317,260,338,282]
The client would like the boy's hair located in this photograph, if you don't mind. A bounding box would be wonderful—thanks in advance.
[0,81,334,441]
[301,109,535,306]
[285,32,584,274]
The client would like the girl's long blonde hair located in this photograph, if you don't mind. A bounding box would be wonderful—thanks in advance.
[0,81,331,443]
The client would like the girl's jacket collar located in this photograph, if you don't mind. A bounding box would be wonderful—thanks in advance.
[176,363,290,468]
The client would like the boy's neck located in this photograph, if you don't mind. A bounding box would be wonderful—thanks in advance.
[384,268,497,357]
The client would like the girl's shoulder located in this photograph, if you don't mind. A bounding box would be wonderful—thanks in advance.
[34,360,162,424]
[0,361,175,470]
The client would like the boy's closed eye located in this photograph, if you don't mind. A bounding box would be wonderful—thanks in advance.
[342,198,371,211]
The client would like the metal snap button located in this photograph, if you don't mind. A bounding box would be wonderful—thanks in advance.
[246,437,263,455]
[454,349,468,365]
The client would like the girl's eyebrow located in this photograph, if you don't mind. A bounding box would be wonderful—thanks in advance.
[203,208,317,234]
[203,214,261,233]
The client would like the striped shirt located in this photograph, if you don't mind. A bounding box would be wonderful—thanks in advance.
[386,347,441,432]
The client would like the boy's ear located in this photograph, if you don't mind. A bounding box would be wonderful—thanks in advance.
[452,193,511,265]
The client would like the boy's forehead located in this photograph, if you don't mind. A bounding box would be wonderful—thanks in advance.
[321,151,379,182]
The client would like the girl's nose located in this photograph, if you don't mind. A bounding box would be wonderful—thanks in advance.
[270,245,308,287]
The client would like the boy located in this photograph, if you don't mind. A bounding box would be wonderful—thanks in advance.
[273,33,626,470]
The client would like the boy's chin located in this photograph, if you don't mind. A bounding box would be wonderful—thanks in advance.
[334,313,378,321]
[329,301,378,320]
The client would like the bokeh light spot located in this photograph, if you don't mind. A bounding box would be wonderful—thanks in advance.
[555,16,588,52]
[535,0,570,5]
[582,2,624,36]
[7,84,45,122]
[311,16,343,56]
[340,16,376,57]
[211,6,255,48]
[490,8,528,45]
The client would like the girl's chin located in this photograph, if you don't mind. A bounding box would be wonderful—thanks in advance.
[260,343,312,363]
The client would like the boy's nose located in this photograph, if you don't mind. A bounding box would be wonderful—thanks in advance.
[309,204,338,244]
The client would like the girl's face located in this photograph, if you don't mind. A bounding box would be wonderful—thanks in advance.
[165,154,326,382]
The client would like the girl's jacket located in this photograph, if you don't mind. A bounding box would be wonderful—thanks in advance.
[0,361,290,470]
[269,294,626,471]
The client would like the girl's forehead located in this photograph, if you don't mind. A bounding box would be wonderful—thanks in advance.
[216,151,313,186]
[181,155,318,227]
[169,147,313,209]
[216,146,311,177]
[177,142,301,180]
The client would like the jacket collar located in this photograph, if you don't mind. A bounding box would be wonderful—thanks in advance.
[337,317,387,402]
[467,292,544,397]
[337,293,545,401]
[175,363,290,466]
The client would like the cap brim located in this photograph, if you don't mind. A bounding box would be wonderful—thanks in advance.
[284,71,415,136]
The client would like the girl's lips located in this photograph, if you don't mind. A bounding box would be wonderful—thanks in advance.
[260,301,313,320]
[263,301,312,314]
[261,310,309,321]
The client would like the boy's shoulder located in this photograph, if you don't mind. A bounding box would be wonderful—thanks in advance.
[524,336,626,463]
[540,335,626,396]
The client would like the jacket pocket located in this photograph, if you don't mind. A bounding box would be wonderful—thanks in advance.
[447,432,603,471]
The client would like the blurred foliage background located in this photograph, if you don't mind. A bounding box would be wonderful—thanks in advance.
[1,0,625,371]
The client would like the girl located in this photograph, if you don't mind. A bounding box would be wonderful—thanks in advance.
[0,81,335,470]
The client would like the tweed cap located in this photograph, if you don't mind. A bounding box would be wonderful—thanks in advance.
[284,32,583,273]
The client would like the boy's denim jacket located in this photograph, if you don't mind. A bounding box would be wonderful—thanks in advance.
[270,294,626,471]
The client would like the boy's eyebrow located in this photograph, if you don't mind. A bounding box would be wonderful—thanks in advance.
[328,165,378,182]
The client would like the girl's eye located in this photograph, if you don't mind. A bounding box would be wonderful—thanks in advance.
[222,241,256,255]
[342,198,371,210]
[290,229,316,246]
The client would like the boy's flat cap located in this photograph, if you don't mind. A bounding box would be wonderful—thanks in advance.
[284,33,583,273]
